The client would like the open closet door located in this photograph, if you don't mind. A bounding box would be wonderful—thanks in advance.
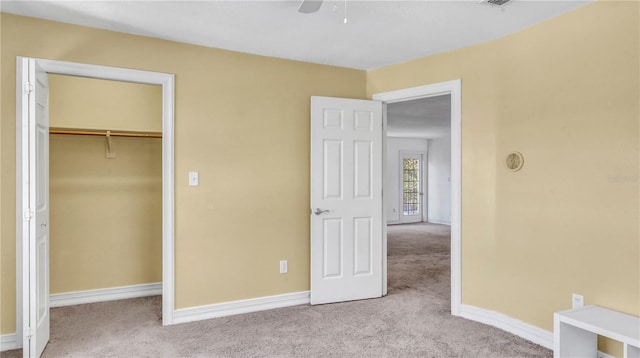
[310,96,383,305]
[20,58,50,358]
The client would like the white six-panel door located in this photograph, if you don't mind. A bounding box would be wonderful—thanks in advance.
[33,61,50,358]
[21,58,50,358]
[310,96,383,305]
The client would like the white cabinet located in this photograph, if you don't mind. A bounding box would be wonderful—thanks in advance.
[554,305,640,358]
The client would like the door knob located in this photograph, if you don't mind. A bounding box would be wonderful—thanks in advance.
[314,208,330,215]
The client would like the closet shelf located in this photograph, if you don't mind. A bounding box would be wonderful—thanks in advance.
[49,128,162,138]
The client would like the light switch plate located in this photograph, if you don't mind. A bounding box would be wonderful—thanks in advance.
[189,171,199,186]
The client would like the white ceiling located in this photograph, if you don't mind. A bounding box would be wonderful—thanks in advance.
[387,95,451,139]
[1,0,591,70]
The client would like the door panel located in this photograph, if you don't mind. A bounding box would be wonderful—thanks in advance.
[322,219,343,278]
[310,96,382,305]
[354,141,372,199]
[34,63,50,357]
[323,140,343,199]
[353,217,372,276]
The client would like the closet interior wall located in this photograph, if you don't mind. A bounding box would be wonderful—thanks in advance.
[48,74,163,295]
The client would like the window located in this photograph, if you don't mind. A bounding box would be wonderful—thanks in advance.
[403,158,420,216]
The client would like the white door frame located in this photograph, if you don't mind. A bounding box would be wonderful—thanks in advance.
[16,57,176,350]
[373,79,462,316]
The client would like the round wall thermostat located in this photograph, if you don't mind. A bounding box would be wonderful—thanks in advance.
[505,152,524,172]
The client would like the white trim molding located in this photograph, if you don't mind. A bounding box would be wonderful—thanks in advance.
[373,79,462,316]
[427,218,452,226]
[459,304,617,357]
[50,283,162,308]
[0,334,18,352]
[173,291,310,325]
[459,304,553,349]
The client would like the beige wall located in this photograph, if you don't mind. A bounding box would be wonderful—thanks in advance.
[368,1,638,355]
[0,13,366,334]
[49,75,162,294]
[50,135,162,293]
[49,75,162,132]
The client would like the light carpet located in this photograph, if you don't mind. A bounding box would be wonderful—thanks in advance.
[3,223,551,357]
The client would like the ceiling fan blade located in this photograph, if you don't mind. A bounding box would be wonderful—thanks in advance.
[298,0,323,13]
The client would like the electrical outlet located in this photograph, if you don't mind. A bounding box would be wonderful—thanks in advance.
[279,260,288,274]
[572,293,584,309]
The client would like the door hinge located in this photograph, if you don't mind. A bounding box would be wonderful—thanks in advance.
[23,81,34,94]
[25,328,33,340]
[24,209,34,221]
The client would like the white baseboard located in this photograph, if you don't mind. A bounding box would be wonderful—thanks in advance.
[427,218,451,225]
[50,282,162,308]
[173,291,310,325]
[458,304,614,356]
[0,333,18,352]
[459,304,553,349]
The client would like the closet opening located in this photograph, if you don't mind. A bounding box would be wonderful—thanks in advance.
[47,75,163,337]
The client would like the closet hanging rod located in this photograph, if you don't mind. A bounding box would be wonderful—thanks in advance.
[49,129,162,138]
